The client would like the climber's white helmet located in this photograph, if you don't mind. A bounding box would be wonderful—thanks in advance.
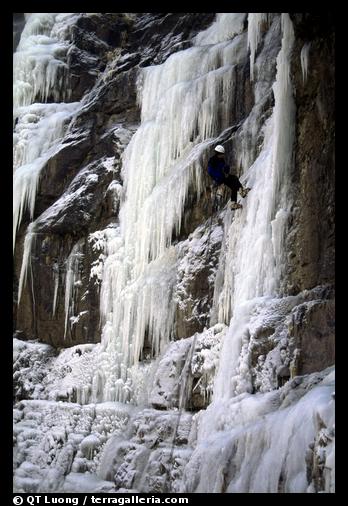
[214,145,225,154]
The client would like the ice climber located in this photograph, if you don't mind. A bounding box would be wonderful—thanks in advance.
[208,145,250,209]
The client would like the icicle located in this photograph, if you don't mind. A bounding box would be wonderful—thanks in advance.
[13,159,41,252]
[194,13,246,46]
[88,13,250,403]
[13,102,79,250]
[52,260,59,317]
[121,25,248,275]
[64,241,84,339]
[17,222,36,306]
[300,42,311,84]
[212,13,295,324]
[247,13,268,81]
[13,13,75,108]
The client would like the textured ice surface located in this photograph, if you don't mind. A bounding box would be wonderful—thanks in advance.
[13,12,334,494]
[180,367,335,493]
[13,102,79,249]
[300,42,311,83]
[14,399,136,493]
[150,325,226,410]
[13,13,77,108]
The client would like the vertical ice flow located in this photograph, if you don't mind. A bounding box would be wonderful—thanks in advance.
[13,13,80,251]
[181,371,334,492]
[13,102,79,250]
[185,13,299,492]
[247,13,269,81]
[13,13,76,108]
[64,241,84,339]
[300,42,311,83]
[214,13,295,327]
[87,13,249,403]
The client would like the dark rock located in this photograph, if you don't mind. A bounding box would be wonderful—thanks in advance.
[127,13,217,66]
[13,13,25,52]
[67,13,134,102]
[283,14,335,293]
[288,299,335,375]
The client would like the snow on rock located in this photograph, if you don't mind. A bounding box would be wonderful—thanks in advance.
[13,338,57,401]
[150,324,226,410]
[13,399,135,493]
[174,222,223,336]
[180,367,335,493]
[149,339,192,410]
[34,157,119,232]
[98,408,194,493]
[41,344,100,403]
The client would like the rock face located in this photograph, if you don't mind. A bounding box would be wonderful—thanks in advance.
[13,13,26,51]
[13,13,335,494]
[288,295,335,376]
[286,13,335,294]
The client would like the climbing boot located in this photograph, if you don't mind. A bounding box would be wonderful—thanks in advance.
[239,187,251,198]
[229,201,242,210]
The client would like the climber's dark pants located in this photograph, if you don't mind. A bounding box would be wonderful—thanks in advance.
[212,174,242,202]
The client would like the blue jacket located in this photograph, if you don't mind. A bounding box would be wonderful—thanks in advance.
[208,155,229,184]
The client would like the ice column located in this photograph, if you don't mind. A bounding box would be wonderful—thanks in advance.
[300,42,311,83]
[93,14,249,402]
[247,13,269,80]
[52,260,59,317]
[13,13,80,250]
[17,222,36,306]
[214,14,295,326]
[204,12,295,409]
[64,241,84,339]
[13,13,75,108]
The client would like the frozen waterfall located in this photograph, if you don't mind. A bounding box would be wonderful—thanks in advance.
[177,14,333,494]
[83,13,252,403]
[13,13,79,250]
[13,12,334,494]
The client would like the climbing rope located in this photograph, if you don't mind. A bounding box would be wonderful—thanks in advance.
[162,153,247,490]
[163,332,198,492]
[162,185,229,491]
[162,183,222,491]
[203,182,224,261]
